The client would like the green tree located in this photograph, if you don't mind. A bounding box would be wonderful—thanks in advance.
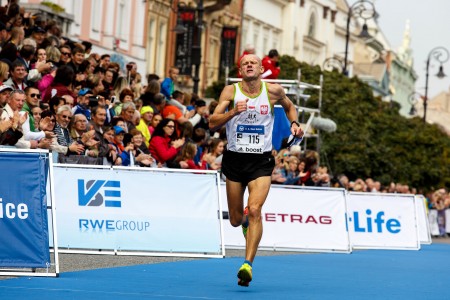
[205,55,450,191]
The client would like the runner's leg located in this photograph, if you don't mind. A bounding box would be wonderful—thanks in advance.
[226,179,246,227]
[245,176,271,263]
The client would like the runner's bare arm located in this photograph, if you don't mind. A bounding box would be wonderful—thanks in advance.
[209,85,247,131]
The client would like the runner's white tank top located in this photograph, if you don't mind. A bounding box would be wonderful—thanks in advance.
[226,82,274,154]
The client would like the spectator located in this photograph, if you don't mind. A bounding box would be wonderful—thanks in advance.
[88,106,115,161]
[0,26,24,63]
[30,26,46,48]
[148,118,184,166]
[191,127,206,165]
[128,128,155,167]
[114,87,134,115]
[0,61,9,84]
[69,113,97,156]
[72,88,93,120]
[160,66,179,100]
[119,101,136,132]
[178,142,207,170]
[1,89,50,149]
[4,59,27,90]
[203,138,224,170]
[149,113,162,136]
[136,105,153,147]
[0,84,12,108]
[58,44,72,65]
[67,46,85,74]
[42,65,75,102]
[99,54,110,70]
[21,86,55,141]
[141,79,161,108]
[31,105,42,130]
[0,22,9,50]
[282,156,300,185]
[262,49,280,79]
[53,105,83,152]
[48,96,66,115]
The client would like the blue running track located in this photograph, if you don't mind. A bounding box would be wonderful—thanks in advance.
[0,244,448,299]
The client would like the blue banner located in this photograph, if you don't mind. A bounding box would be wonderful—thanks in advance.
[0,151,50,268]
[272,106,291,150]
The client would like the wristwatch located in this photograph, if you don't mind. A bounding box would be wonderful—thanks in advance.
[290,120,300,128]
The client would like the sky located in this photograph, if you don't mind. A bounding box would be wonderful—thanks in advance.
[350,0,450,98]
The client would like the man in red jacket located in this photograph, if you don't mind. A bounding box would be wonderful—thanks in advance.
[261,49,280,79]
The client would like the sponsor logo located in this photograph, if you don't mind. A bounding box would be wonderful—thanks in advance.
[78,179,121,208]
[238,126,245,132]
[265,213,332,224]
[79,219,150,232]
[260,105,269,115]
[245,147,262,153]
[244,113,257,124]
[0,197,28,220]
[348,209,401,233]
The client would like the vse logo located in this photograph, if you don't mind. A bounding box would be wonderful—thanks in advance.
[78,180,121,208]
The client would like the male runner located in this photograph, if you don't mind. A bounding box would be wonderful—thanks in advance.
[210,54,303,287]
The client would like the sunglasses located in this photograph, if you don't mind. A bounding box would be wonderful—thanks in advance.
[61,52,71,56]
[60,115,72,120]
[30,93,41,99]
[165,125,175,129]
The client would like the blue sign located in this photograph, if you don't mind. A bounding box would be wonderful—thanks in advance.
[0,151,50,268]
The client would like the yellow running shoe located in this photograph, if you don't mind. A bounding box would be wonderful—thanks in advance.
[242,206,249,238]
[237,262,252,287]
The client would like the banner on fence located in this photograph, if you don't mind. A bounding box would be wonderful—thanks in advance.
[0,151,50,268]
[415,195,431,244]
[53,166,224,257]
[347,193,420,250]
[220,184,351,253]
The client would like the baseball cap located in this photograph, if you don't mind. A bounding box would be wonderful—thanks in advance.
[0,85,13,93]
[78,88,93,96]
[113,126,125,135]
[32,26,46,34]
[140,106,154,115]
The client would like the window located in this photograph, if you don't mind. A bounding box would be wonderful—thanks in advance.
[308,13,316,38]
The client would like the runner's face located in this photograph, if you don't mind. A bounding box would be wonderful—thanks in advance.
[240,55,263,80]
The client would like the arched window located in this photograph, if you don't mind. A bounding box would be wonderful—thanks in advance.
[307,13,316,38]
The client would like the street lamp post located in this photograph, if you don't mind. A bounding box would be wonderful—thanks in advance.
[343,0,375,76]
[323,57,344,73]
[408,92,421,116]
[192,0,203,95]
[423,47,449,122]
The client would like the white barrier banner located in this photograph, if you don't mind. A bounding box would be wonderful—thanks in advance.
[221,184,351,253]
[428,209,440,236]
[415,195,431,244]
[347,193,420,250]
[53,166,223,255]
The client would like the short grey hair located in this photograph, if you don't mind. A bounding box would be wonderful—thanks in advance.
[56,105,72,115]
[122,101,136,111]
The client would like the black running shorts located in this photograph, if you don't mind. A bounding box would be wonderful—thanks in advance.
[222,150,275,185]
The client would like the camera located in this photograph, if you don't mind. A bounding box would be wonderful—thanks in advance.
[88,96,99,107]
[126,64,133,71]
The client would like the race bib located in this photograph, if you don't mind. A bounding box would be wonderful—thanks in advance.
[235,124,265,154]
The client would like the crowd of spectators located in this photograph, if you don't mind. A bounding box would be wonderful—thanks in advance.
[0,2,448,235]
